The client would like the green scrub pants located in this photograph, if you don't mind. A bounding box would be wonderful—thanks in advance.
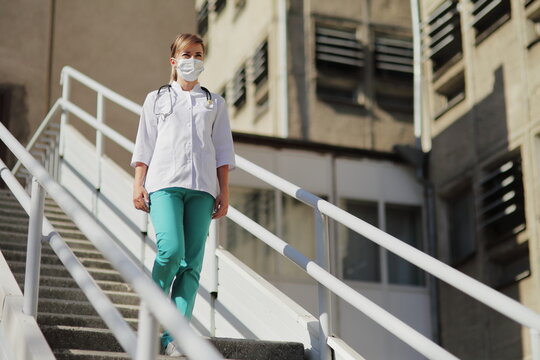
[148,186,215,348]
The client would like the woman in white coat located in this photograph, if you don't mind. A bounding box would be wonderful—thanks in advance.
[130,33,236,356]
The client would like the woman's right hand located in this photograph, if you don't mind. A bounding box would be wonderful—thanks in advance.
[133,185,150,213]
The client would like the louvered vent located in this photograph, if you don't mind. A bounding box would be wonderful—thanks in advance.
[479,155,526,242]
[231,65,246,108]
[471,0,511,38]
[426,0,462,71]
[197,1,209,36]
[374,36,413,74]
[315,25,363,70]
[214,0,227,13]
[252,40,268,87]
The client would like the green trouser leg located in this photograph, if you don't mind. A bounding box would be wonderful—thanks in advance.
[148,186,215,349]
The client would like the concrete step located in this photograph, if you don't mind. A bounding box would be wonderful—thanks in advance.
[0,241,105,260]
[0,221,85,239]
[39,286,139,306]
[0,215,80,231]
[38,298,139,318]
[1,249,114,270]
[0,230,98,251]
[0,207,28,219]
[13,274,135,293]
[209,337,305,360]
[45,324,304,360]
[41,325,125,353]
[8,261,125,282]
[38,312,138,330]
[53,349,187,360]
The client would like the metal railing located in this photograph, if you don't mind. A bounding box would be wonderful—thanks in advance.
[11,66,540,360]
[0,123,222,359]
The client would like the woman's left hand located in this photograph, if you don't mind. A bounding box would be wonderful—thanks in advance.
[212,192,229,219]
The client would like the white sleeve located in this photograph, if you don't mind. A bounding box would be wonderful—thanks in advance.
[212,96,236,171]
[130,93,157,168]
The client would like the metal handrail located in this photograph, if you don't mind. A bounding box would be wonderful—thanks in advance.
[12,99,63,175]
[226,207,458,359]
[0,124,223,359]
[51,67,456,358]
[233,156,540,358]
[22,66,540,359]
[0,159,139,357]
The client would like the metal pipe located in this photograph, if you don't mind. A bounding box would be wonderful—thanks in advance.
[315,209,332,360]
[136,301,159,360]
[208,219,218,337]
[234,154,540,331]
[60,66,142,115]
[410,0,422,150]
[2,158,139,357]
[278,0,289,137]
[59,73,70,157]
[22,177,45,318]
[531,328,540,360]
[96,92,105,191]
[60,99,135,153]
[12,99,62,175]
[0,121,223,360]
[227,207,458,360]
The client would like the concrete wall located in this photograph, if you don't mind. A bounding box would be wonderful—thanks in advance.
[0,0,196,172]
[421,0,540,358]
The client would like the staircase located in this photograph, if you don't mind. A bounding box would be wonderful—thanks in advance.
[0,188,306,360]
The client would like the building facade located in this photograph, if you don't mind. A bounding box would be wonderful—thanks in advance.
[420,0,540,358]
[197,1,434,359]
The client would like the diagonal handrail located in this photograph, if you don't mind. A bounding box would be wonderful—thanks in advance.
[0,122,223,359]
[0,158,139,357]
[20,66,540,359]
[12,99,63,175]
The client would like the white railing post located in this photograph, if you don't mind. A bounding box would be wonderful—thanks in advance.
[23,176,45,318]
[96,92,105,191]
[315,209,332,360]
[208,219,219,337]
[531,328,540,360]
[140,213,149,267]
[136,301,159,360]
[59,72,70,157]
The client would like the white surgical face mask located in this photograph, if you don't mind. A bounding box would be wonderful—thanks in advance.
[175,57,204,82]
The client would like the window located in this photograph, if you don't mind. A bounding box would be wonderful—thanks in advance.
[434,70,465,118]
[374,35,413,75]
[226,187,323,282]
[386,204,425,286]
[448,187,476,264]
[277,196,321,282]
[479,153,526,246]
[197,1,209,36]
[315,23,364,105]
[252,40,268,89]
[341,200,380,282]
[231,64,246,109]
[526,4,540,47]
[214,0,226,14]
[373,33,413,114]
[427,0,463,73]
[471,0,511,42]
[226,187,277,275]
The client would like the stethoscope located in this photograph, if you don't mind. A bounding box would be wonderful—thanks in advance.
[153,83,213,117]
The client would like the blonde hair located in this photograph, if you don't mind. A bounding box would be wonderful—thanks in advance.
[169,33,206,83]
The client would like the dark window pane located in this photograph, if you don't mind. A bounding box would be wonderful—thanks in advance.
[448,188,476,263]
[342,200,380,282]
[386,204,425,286]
